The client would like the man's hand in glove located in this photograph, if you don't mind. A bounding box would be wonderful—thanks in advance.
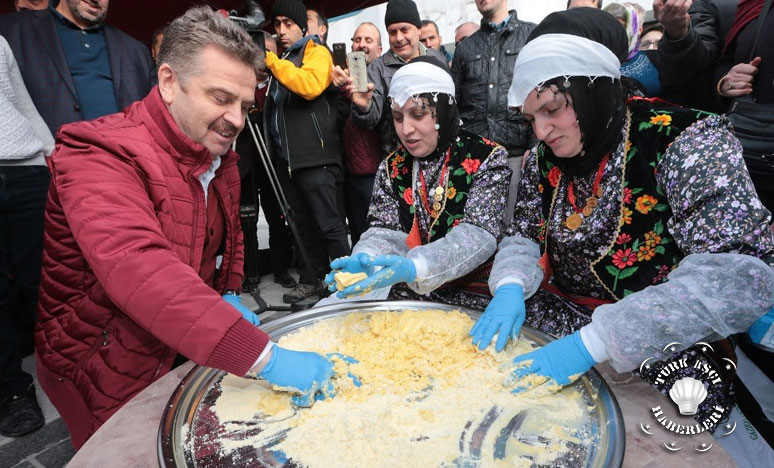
[223,294,260,326]
[335,254,416,298]
[506,331,597,393]
[258,346,336,407]
[470,284,525,351]
[325,253,377,291]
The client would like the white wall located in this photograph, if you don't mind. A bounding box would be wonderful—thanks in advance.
[326,0,654,51]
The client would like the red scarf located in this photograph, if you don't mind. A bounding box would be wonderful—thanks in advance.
[724,0,766,54]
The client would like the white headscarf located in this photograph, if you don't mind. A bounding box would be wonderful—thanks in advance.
[507,33,621,108]
[388,61,455,107]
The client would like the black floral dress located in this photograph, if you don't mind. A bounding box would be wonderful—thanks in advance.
[353,130,511,309]
[490,97,774,424]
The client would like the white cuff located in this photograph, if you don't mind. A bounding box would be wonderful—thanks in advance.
[494,276,525,292]
[250,341,275,373]
[579,324,610,364]
[411,256,428,280]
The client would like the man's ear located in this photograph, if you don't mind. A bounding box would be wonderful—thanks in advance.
[157,63,177,106]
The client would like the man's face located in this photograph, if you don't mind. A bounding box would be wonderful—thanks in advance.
[419,24,442,50]
[475,0,506,17]
[160,46,257,157]
[274,16,304,49]
[14,0,48,10]
[352,24,382,63]
[306,11,326,39]
[567,0,599,8]
[454,23,478,46]
[60,0,109,28]
[387,22,420,61]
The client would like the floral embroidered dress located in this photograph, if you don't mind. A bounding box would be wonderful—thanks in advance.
[353,130,511,309]
[490,97,774,419]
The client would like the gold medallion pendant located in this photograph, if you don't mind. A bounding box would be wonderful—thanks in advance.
[582,205,594,217]
[565,213,583,230]
[585,196,598,208]
[432,202,442,212]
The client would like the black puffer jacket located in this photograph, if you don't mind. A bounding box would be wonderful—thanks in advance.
[451,11,535,159]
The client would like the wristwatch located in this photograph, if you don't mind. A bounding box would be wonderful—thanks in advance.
[223,289,241,297]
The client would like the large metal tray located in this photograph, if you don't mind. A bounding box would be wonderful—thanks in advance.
[158,301,625,468]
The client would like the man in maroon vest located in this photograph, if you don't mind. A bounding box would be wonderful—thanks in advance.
[35,7,338,448]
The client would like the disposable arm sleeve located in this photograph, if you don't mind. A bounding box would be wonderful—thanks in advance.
[488,234,543,297]
[352,227,409,258]
[265,42,332,101]
[586,252,774,372]
[407,223,496,295]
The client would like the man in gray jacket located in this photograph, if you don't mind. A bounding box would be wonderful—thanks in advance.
[451,0,535,228]
[349,0,446,156]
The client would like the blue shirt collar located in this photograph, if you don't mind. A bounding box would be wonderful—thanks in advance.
[488,11,513,32]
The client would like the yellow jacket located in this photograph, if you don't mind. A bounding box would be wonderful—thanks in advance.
[266,40,333,101]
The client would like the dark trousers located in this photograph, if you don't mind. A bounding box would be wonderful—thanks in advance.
[346,174,375,246]
[0,166,50,398]
[276,160,350,284]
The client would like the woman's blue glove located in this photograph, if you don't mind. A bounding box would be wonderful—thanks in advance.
[324,253,377,292]
[223,294,260,326]
[469,284,525,352]
[506,331,597,393]
[258,346,335,407]
[335,254,416,298]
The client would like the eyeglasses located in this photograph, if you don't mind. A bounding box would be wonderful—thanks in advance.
[639,40,659,50]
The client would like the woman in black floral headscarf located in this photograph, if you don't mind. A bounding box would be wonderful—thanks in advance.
[471,7,774,426]
[325,57,512,310]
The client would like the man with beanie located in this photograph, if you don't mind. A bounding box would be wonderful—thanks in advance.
[349,0,446,156]
[451,0,535,229]
[265,0,350,303]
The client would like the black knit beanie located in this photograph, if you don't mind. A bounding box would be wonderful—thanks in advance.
[272,0,308,34]
[384,0,421,28]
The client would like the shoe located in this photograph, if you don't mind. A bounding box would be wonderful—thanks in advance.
[273,272,298,289]
[0,385,44,437]
[282,282,322,304]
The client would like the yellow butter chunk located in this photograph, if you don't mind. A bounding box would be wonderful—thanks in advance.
[334,271,368,291]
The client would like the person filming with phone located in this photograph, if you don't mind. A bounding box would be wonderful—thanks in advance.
[263,0,350,304]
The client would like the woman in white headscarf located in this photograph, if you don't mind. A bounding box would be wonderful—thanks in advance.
[325,57,511,309]
[470,8,774,419]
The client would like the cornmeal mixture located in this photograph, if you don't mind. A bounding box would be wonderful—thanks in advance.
[210,310,591,468]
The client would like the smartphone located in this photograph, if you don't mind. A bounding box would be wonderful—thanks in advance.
[332,43,347,70]
[347,51,368,93]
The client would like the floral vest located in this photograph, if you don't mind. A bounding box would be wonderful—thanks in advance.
[385,131,500,293]
[537,97,714,300]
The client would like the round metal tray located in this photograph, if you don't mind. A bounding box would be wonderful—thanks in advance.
[158,301,625,468]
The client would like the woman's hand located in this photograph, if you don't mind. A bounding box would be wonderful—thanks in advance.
[349,82,375,112]
[719,56,762,98]
[505,331,597,393]
[335,254,416,298]
[325,253,377,292]
[470,284,526,352]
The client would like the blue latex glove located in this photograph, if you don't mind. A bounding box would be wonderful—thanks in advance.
[336,254,416,298]
[259,346,335,407]
[469,284,525,352]
[506,331,597,392]
[223,294,260,326]
[324,253,377,292]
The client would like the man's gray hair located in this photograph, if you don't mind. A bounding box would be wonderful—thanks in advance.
[158,6,264,83]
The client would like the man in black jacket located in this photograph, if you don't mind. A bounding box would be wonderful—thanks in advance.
[264,0,349,303]
[451,0,535,228]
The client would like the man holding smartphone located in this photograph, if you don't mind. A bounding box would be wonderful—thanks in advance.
[264,0,350,304]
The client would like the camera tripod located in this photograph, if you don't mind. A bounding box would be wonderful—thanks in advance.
[239,111,329,313]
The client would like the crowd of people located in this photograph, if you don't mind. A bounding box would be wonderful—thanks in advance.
[0,0,772,458]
